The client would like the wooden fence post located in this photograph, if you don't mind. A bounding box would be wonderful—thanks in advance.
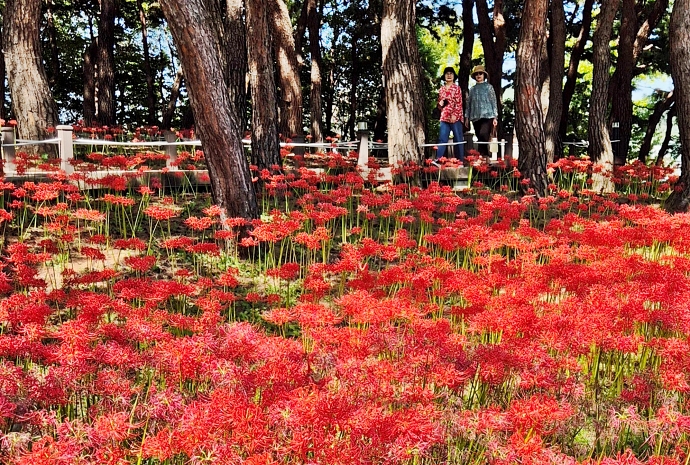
[164,130,178,169]
[1,127,16,175]
[57,125,74,175]
[357,122,369,169]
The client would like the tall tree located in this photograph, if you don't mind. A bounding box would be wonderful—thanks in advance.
[223,0,248,124]
[0,13,6,121]
[608,0,669,165]
[515,0,549,196]
[381,0,426,165]
[83,41,97,127]
[96,0,116,126]
[159,0,259,222]
[137,0,157,125]
[542,0,565,164]
[246,0,281,170]
[559,0,594,151]
[638,90,674,163]
[269,0,303,140]
[476,0,507,136]
[458,0,475,102]
[588,0,619,192]
[665,0,690,212]
[306,0,324,142]
[3,0,59,144]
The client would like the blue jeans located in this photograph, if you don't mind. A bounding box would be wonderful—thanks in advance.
[437,121,465,161]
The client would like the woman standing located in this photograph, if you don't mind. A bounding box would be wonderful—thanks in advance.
[435,67,465,163]
[466,65,498,158]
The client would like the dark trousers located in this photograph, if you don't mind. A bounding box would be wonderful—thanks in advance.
[473,118,494,158]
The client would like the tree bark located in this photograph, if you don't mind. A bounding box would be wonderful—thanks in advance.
[3,0,59,143]
[138,0,157,126]
[96,0,116,126]
[162,67,183,129]
[246,0,281,170]
[476,0,506,137]
[638,91,674,163]
[45,0,60,88]
[665,0,690,212]
[223,0,248,129]
[458,0,475,103]
[588,0,619,192]
[269,0,303,140]
[559,0,594,150]
[544,0,565,164]
[159,0,259,222]
[515,0,549,196]
[83,41,97,127]
[654,104,676,166]
[381,0,426,165]
[0,14,6,121]
[307,0,324,142]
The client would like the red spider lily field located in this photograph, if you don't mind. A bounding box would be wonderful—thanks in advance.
[1,141,689,464]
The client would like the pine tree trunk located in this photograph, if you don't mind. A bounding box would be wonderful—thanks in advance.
[559,0,593,151]
[458,0,475,102]
[307,0,323,142]
[589,0,619,193]
[269,0,303,140]
[3,0,59,143]
[246,0,281,170]
[224,0,248,128]
[476,0,506,137]
[639,91,674,163]
[96,0,116,126]
[138,0,157,126]
[162,68,183,129]
[0,15,6,121]
[515,0,549,196]
[381,0,426,166]
[159,0,259,222]
[665,0,690,212]
[83,41,97,127]
[655,104,676,166]
[46,0,60,88]
[544,0,565,164]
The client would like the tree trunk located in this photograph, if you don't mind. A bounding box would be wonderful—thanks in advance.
[609,0,669,165]
[346,30,360,141]
[458,0,475,103]
[159,0,259,222]
[269,0,303,140]
[515,0,549,196]
[45,0,60,88]
[3,0,59,143]
[162,67,183,129]
[138,0,157,126]
[655,104,676,166]
[544,0,566,164]
[83,41,97,127]
[476,0,506,137]
[246,0,281,170]
[559,0,594,150]
[665,0,690,212]
[588,0,619,193]
[223,0,248,130]
[638,91,674,163]
[0,15,6,121]
[381,0,426,165]
[96,0,116,126]
[307,0,324,142]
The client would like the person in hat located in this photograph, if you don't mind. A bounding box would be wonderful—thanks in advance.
[434,66,465,164]
[466,65,498,158]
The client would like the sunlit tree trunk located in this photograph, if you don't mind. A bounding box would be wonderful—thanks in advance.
[160,0,259,222]
[246,0,281,170]
[3,0,59,145]
[96,0,116,126]
[665,0,690,212]
[381,0,426,165]
[515,0,549,196]
[269,0,303,140]
[137,0,157,125]
[588,0,619,193]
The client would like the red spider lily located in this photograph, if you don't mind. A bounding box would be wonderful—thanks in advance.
[144,205,180,221]
[184,216,215,231]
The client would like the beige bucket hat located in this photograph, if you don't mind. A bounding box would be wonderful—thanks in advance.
[471,65,489,80]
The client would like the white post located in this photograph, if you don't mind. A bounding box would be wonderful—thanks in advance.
[164,130,178,169]
[357,121,369,169]
[56,125,74,175]
[1,127,16,175]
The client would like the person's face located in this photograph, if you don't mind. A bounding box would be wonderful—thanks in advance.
[445,71,455,82]
[475,73,485,82]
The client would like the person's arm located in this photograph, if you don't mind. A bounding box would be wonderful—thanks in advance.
[465,88,472,124]
[489,86,498,119]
